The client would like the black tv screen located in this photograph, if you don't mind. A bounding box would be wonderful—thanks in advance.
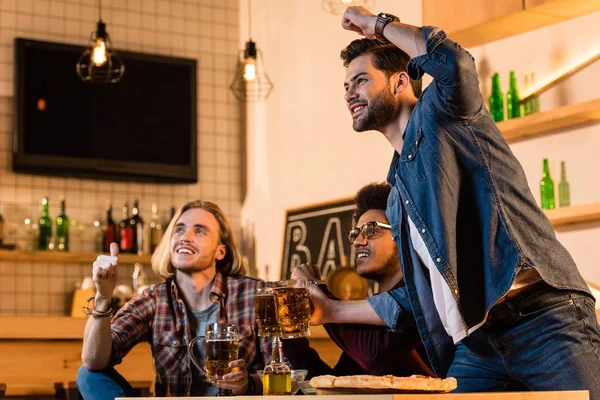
[13,38,197,183]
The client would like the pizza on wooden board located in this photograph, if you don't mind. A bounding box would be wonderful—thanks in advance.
[309,374,458,393]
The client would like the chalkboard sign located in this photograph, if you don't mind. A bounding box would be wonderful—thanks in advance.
[280,197,379,296]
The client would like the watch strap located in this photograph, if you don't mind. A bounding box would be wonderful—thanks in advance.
[374,13,400,43]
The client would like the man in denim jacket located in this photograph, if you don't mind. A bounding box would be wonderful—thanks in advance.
[310,5,600,397]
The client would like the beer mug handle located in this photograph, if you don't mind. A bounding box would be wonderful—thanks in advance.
[188,336,208,375]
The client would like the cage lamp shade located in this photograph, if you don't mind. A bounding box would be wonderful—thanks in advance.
[76,20,125,83]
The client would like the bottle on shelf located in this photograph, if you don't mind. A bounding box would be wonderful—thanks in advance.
[55,196,69,252]
[38,196,52,251]
[262,336,291,395]
[149,203,163,254]
[507,71,521,119]
[540,158,555,210]
[529,72,540,114]
[488,72,504,122]
[119,202,134,253]
[522,74,531,116]
[559,160,570,207]
[131,199,144,255]
[103,201,117,252]
[93,220,103,252]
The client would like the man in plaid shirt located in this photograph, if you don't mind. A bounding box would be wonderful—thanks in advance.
[77,200,271,398]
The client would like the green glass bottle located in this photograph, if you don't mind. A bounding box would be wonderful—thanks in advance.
[507,71,521,119]
[559,160,570,207]
[540,159,555,210]
[38,196,52,251]
[522,74,531,116]
[488,73,504,122]
[56,196,69,251]
[529,73,540,114]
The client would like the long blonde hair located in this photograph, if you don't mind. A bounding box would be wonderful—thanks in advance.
[151,200,247,279]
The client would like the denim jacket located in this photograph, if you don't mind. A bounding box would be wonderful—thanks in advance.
[367,26,591,378]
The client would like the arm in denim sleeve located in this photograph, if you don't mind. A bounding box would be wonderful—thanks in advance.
[408,26,483,119]
[109,293,154,366]
[367,285,413,331]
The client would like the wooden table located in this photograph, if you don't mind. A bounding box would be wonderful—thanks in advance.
[118,391,590,400]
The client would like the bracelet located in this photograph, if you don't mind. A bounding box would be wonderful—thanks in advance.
[82,296,116,319]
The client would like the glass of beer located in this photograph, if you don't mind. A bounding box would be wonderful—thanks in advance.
[188,323,240,383]
[274,278,311,339]
[256,281,283,337]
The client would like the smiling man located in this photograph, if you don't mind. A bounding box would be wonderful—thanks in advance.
[287,182,433,378]
[77,200,271,398]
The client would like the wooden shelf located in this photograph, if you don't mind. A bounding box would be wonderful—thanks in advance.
[0,250,152,264]
[545,202,600,227]
[441,0,600,48]
[497,98,600,143]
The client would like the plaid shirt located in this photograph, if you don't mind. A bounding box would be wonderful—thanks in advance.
[109,272,272,396]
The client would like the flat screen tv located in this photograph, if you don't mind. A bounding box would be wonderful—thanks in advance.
[13,38,197,183]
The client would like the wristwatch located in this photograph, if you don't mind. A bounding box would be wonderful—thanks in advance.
[374,12,400,43]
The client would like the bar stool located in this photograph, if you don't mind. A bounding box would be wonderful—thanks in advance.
[54,381,152,399]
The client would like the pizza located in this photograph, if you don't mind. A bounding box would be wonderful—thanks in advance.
[309,374,457,393]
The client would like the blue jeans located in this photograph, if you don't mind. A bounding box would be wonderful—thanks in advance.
[448,282,600,399]
[77,365,136,400]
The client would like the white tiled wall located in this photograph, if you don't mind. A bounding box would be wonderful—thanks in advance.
[0,0,243,315]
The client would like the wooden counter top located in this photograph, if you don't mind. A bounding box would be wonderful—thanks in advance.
[0,316,332,340]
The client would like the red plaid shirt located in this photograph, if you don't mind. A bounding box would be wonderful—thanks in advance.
[109,272,271,396]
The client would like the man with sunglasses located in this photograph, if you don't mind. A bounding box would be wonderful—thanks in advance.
[286,182,433,378]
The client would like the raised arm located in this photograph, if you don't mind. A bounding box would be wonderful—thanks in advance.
[342,6,483,118]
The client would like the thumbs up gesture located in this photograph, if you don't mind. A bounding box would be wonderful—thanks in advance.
[92,242,120,299]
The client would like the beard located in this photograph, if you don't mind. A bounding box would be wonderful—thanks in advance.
[352,86,397,132]
[358,250,400,284]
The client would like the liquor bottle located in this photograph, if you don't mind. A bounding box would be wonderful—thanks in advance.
[38,196,52,251]
[488,73,504,122]
[103,201,117,252]
[522,74,531,116]
[55,196,69,251]
[540,158,555,210]
[119,202,134,253]
[262,336,291,395]
[131,199,144,255]
[506,71,521,119]
[149,203,163,254]
[529,73,540,114]
[559,160,570,207]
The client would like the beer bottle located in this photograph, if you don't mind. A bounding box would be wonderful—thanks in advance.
[55,196,69,251]
[38,196,52,251]
[559,160,570,207]
[530,73,540,113]
[119,202,134,253]
[263,336,291,395]
[488,73,504,122]
[540,158,555,210]
[507,71,521,119]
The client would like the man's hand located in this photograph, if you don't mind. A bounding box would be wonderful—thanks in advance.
[307,284,334,326]
[92,242,119,302]
[214,359,250,395]
[291,263,321,281]
[342,6,377,38]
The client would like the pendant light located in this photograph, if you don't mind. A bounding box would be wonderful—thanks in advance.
[322,0,375,15]
[76,0,125,83]
[230,0,273,102]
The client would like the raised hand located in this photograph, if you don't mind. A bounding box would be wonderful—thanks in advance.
[307,284,333,326]
[341,6,377,38]
[291,263,322,281]
[92,242,120,300]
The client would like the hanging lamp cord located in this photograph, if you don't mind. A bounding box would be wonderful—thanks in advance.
[98,0,102,21]
[248,0,252,40]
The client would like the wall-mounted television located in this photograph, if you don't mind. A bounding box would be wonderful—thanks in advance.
[13,38,197,183]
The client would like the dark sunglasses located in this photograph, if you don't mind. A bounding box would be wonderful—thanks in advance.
[347,221,392,243]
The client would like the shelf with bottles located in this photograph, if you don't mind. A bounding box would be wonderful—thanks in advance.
[496,98,600,143]
[544,202,600,227]
[0,249,152,264]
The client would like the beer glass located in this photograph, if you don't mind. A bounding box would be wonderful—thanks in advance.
[274,278,311,339]
[188,323,240,383]
[256,281,282,337]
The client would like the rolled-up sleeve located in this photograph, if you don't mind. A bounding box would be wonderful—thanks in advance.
[367,286,413,331]
[408,26,483,119]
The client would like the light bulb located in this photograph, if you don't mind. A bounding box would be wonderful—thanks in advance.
[244,58,256,81]
[92,38,108,67]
